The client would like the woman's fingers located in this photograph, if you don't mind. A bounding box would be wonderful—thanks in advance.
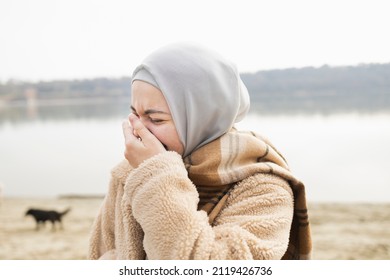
[128,114,153,144]
[122,114,166,168]
[122,119,136,142]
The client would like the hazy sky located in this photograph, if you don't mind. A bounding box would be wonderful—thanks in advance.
[1,0,389,81]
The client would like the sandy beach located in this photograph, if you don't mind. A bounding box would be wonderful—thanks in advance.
[1,197,389,260]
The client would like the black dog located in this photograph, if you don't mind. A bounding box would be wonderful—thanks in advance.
[25,208,71,231]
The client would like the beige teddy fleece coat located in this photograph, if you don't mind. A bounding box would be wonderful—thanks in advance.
[88,151,294,260]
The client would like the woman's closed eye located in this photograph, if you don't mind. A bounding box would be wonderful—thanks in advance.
[150,118,164,124]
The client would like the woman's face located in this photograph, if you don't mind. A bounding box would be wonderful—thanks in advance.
[131,80,184,156]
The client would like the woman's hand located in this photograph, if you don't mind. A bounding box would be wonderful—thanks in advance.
[122,113,166,168]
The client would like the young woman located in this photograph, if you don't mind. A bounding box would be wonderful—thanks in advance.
[89,43,312,260]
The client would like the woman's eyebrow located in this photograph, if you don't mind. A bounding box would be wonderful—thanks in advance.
[130,106,169,115]
[144,109,169,115]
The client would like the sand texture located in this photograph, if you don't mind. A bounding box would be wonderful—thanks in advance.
[1,197,389,260]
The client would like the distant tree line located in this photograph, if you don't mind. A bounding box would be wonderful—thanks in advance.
[242,63,390,113]
[0,77,131,101]
[1,63,390,113]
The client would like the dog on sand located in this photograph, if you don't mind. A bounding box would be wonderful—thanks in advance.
[25,208,71,231]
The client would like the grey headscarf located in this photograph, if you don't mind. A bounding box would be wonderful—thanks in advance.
[132,42,250,157]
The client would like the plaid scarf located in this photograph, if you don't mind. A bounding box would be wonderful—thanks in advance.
[183,128,312,260]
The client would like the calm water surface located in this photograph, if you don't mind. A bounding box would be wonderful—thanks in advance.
[1,104,389,202]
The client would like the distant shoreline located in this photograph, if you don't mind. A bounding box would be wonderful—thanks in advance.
[2,63,390,114]
[58,194,105,200]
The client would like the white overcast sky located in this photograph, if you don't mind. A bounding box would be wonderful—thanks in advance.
[1,0,389,82]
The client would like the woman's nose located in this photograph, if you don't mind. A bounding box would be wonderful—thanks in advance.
[129,114,148,136]
[136,117,153,135]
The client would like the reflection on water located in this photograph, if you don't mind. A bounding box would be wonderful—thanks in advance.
[1,102,389,202]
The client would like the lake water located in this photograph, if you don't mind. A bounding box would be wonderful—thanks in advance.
[1,103,389,202]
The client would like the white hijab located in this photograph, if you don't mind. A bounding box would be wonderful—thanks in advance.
[132,42,250,157]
